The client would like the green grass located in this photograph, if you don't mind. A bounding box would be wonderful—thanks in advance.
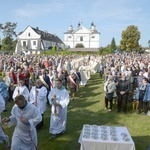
[1,73,150,150]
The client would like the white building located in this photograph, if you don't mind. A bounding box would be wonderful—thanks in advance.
[64,22,100,49]
[15,26,65,54]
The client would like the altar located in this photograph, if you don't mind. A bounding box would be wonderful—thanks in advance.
[78,125,136,150]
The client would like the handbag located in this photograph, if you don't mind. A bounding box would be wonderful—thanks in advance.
[106,92,114,100]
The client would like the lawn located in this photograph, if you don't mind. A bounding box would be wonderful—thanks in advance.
[1,73,150,150]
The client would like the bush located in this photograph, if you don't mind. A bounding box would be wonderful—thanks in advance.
[75,43,84,48]
[52,46,57,52]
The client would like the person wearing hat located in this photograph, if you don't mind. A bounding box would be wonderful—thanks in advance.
[104,75,116,111]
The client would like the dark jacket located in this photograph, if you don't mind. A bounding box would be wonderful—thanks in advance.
[75,72,81,82]
[117,79,130,94]
[43,75,51,91]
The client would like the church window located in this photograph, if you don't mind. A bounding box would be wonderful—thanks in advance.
[23,41,26,47]
[28,33,30,36]
[80,37,83,41]
[33,41,36,45]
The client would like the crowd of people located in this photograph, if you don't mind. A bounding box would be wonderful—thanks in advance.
[0,52,150,149]
[0,53,98,149]
[102,52,150,115]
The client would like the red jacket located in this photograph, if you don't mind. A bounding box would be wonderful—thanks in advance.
[10,72,17,84]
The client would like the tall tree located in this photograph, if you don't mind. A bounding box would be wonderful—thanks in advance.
[148,40,150,48]
[0,22,17,38]
[120,25,141,51]
[2,37,14,51]
[110,37,116,51]
[0,23,3,30]
[0,22,17,51]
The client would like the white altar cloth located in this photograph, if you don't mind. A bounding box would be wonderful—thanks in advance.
[78,125,135,150]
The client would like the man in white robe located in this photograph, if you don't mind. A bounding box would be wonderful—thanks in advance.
[30,79,47,130]
[3,94,42,150]
[13,79,29,101]
[48,78,70,140]
[0,94,10,148]
[79,65,88,86]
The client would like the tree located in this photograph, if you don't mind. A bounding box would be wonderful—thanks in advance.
[110,37,116,51]
[148,40,150,48]
[52,46,57,52]
[99,47,104,55]
[0,22,17,38]
[2,37,16,51]
[120,25,141,51]
[0,22,17,51]
[0,23,3,30]
[99,45,112,55]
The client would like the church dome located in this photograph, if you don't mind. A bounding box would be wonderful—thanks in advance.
[68,25,73,32]
[90,23,96,32]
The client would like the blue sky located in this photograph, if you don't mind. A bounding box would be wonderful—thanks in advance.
[0,0,150,47]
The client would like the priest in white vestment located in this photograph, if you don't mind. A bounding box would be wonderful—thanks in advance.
[30,79,47,130]
[3,94,42,150]
[79,65,89,86]
[48,78,70,140]
[13,79,29,101]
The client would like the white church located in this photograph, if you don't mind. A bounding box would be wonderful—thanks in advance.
[15,26,65,55]
[64,22,100,49]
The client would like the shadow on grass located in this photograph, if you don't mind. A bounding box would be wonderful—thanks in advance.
[132,135,150,150]
[1,73,149,150]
